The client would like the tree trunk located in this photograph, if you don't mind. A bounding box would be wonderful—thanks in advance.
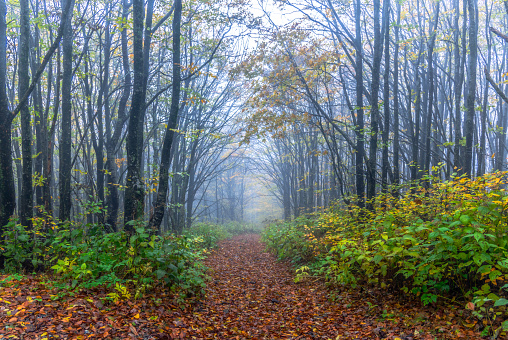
[464,0,478,177]
[354,0,365,209]
[423,3,440,177]
[124,0,146,228]
[18,0,31,227]
[59,0,75,221]
[366,0,383,210]
[381,0,390,193]
[0,0,15,231]
[148,0,182,233]
[392,0,401,191]
[478,0,491,176]
[106,0,131,228]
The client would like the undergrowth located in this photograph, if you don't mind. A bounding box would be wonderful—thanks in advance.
[0,219,240,303]
[263,170,508,336]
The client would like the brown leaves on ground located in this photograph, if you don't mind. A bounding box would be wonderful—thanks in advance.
[0,234,484,339]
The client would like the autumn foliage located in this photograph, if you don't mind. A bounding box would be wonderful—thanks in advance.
[263,171,508,336]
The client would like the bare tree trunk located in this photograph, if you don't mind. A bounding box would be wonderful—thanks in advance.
[354,0,365,209]
[124,0,146,227]
[381,0,390,193]
[148,0,182,233]
[59,0,75,221]
[464,0,478,177]
[18,0,31,227]
[366,0,383,210]
[392,0,401,191]
[478,0,491,176]
[423,2,440,178]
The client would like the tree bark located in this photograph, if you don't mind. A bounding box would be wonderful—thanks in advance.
[366,0,383,210]
[59,0,75,221]
[124,0,146,228]
[464,0,478,177]
[354,0,365,209]
[392,0,401,191]
[148,0,183,233]
[381,0,390,193]
[18,0,31,227]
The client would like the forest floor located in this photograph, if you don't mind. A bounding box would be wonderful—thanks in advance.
[0,234,485,339]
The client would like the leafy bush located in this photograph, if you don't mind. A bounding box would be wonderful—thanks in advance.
[184,222,230,248]
[1,219,216,301]
[263,171,508,332]
[222,221,263,235]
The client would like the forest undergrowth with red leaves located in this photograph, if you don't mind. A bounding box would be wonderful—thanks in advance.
[0,233,485,340]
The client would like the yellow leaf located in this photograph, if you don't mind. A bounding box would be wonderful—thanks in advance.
[134,313,140,319]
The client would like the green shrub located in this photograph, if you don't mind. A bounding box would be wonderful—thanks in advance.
[263,171,508,332]
[184,222,230,248]
[222,221,262,235]
[1,219,211,301]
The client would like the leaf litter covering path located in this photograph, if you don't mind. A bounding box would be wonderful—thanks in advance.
[0,234,483,340]
[185,234,482,340]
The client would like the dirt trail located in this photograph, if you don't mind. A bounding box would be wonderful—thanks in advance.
[183,234,427,340]
[0,234,482,339]
[185,234,347,339]
[182,234,485,340]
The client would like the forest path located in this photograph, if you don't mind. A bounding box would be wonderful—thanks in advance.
[0,234,480,339]
[182,234,411,340]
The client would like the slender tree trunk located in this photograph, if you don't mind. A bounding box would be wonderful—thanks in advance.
[355,0,365,209]
[392,0,401,191]
[19,0,31,227]
[423,3,440,178]
[32,7,45,216]
[124,0,146,227]
[381,0,390,193]
[0,0,15,231]
[148,0,182,233]
[412,70,422,182]
[478,0,491,176]
[45,48,60,216]
[106,0,131,228]
[59,0,75,221]
[366,0,383,209]
[454,0,467,171]
[464,0,478,177]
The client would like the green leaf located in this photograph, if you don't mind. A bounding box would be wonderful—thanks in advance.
[460,215,471,225]
[494,298,508,307]
[477,206,490,215]
[373,254,383,264]
[489,270,502,282]
[481,284,491,293]
[155,269,167,279]
[474,232,484,242]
